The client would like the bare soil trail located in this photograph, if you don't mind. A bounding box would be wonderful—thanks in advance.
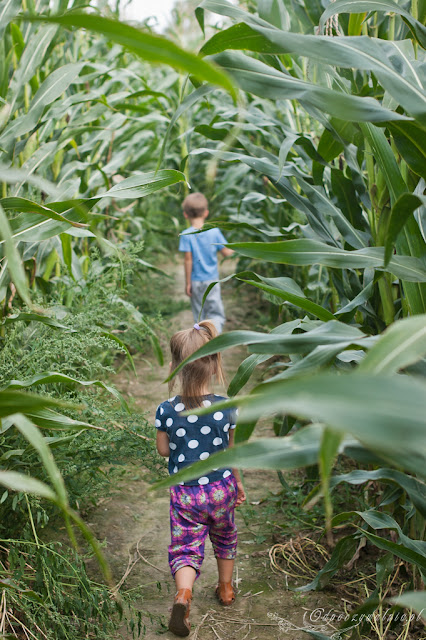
[86,259,341,639]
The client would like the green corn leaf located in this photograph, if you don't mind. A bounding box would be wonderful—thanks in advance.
[320,427,342,539]
[8,24,58,109]
[152,424,327,488]
[361,123,426,314]
[157,84,215,170]
[388,121,426,179]
[324,468,426,519]
[19,409,102,431]
[0,165,60,198]
[66,507,111,581]
[3,372,129,413]
[335,281,375,315]
[198,0,284,28]
[390,592,426,622]
[210,51,409,123]
[362,529,426,575]
[0,470,56,502]
[384,193,426,266]
[227,319,302,396]
[191,147,368,248]
[0,197,88,228]
[179,373,426,463]
[235,271,335,321]
[0,452,110,582]
[2,171,186,246]
[10,413,68,507]
[265,342,368,383]
[202,23,426,123]
[97,169,187,200]
[227,239,426,283]
[358,315,426,374]
[60,233,73,279]
[319,0,426,49]
[2,312,76,332]
[25,13,236,98]
[348,11,367,35]
[0,0,21,39]
[395,215,426,315]
[246,323,373,354]
[0,64,85,146]
[360,122,406,205]
[0,390,66,419]
[0,204,32,308]
[166,320,372,381]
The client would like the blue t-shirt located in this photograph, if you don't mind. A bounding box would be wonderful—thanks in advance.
[155,394,237,486]
[178,226,227,281]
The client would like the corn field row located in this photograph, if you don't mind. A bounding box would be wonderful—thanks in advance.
[0,0,425,638]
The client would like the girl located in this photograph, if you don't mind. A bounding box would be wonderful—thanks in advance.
[155,320,246,637]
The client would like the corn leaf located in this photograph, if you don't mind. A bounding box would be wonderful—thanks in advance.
[358,315,426,374]
[0,470,56,502]
[3,372,128,412]
[26,13,236,98]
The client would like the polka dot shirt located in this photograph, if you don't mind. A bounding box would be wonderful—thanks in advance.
[155,394,237,486]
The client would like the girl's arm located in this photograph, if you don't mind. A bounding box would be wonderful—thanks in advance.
[156,431,170,457]
[228,429,246,506]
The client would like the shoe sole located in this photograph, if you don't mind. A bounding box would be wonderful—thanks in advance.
[168,602,190,637]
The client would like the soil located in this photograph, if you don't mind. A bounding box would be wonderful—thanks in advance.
[83,258,346,639]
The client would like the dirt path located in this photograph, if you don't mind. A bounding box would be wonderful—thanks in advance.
[85,259,341,639]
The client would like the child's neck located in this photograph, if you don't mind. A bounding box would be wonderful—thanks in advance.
[182,387,212,396]
[191,218,204,230]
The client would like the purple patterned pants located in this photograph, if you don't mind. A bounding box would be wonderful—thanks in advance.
[168,475,238,579]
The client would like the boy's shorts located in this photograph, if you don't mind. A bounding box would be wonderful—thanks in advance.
[168,475,238,578]
[191,280,225,333]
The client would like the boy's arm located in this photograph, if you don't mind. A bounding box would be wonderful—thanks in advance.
[184,251,192,297]
[156,431,170,457]
[228,429,246,506]
[219,247,234,258]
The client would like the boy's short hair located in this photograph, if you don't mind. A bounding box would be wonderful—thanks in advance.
[182,192,208,218]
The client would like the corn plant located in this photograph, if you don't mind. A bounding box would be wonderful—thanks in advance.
[0,3,235,637]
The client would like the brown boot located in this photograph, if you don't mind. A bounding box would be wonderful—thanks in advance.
[215,581,235,606]
[168,588,192,637]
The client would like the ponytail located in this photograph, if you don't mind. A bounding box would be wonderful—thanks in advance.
[169,320,225,409]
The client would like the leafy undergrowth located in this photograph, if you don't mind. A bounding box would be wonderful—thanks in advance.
[1,250,170,639]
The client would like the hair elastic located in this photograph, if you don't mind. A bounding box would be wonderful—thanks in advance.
[193,323,201,330]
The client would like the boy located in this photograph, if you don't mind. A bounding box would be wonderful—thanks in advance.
[178,192,233,334]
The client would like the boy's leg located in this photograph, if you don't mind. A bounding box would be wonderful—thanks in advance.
[190,281,203,323]
[201,282,226,333]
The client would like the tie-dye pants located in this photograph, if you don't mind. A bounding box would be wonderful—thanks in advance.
[168,475,238,579]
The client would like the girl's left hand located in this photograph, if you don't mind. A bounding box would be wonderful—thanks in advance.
[235,481,246,506]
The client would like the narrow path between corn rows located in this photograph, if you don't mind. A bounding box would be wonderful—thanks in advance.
[85,259,340,639]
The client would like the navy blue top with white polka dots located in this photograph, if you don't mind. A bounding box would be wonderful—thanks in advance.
[155,394,237,486]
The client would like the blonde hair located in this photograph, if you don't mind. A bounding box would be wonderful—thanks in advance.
[182,192,208,219]
[169,320,225,409]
